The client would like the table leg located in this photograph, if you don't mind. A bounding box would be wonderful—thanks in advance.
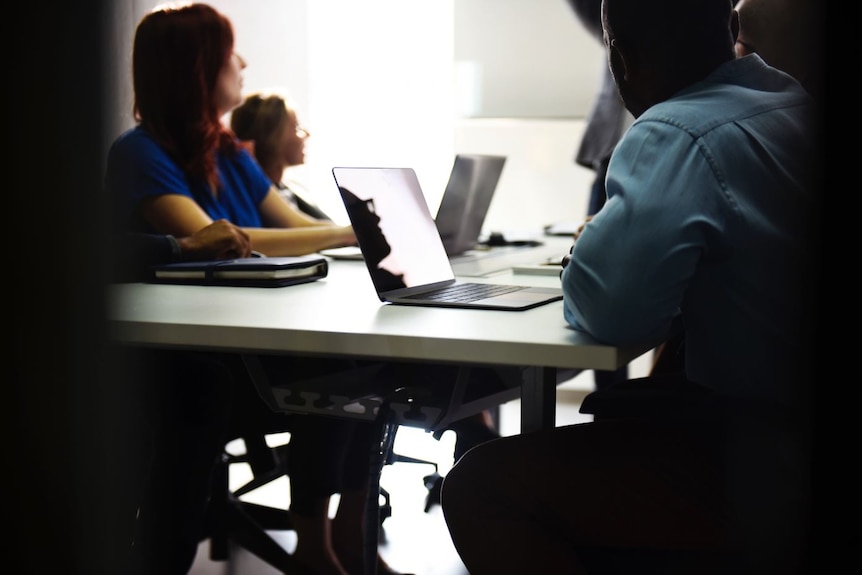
[365,402,397,575]
[520,366,557,433]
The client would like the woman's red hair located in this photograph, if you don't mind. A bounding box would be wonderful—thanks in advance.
[132,3,240,192]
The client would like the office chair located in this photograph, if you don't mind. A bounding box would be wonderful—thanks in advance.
[203,413,439,571]
[222,355,523,573]
[205,430,296,571]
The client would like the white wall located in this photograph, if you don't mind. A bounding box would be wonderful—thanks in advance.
[454,0,606,118]
[454,118,594,235]
[300,0,455,223]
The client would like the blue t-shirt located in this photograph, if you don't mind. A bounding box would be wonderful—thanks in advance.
[561,55,817,405]
[106,126,272,233]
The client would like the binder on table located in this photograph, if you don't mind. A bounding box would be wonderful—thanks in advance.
[150,255,328,287]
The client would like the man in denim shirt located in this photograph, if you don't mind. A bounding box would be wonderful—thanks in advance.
[443,0,819,573]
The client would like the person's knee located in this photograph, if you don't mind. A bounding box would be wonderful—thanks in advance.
[441,441,497,514]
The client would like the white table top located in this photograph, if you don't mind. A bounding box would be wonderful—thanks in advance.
[108,244,650,372]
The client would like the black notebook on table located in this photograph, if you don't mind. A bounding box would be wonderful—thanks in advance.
[150,255,328,288]
[331,166,562,311]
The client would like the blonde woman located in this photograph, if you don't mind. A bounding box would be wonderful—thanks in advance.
[231,91,332,221]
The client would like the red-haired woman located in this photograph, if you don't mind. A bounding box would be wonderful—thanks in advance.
[106,4,407,574]
[106,3,354,255]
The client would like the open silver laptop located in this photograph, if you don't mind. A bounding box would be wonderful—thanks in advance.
[332,167,563,311]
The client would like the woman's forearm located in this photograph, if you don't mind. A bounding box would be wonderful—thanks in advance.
[243,225,355,256]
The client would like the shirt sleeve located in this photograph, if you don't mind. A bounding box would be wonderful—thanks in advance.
[232,146,272,206]
[561,118,730,345]
[106,129,272,230]
[106,128,196,229]
[112,233,174,282]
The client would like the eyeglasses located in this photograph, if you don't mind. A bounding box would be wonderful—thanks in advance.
[295,124,310,138]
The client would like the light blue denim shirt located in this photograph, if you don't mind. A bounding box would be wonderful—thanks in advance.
[561,55,817,405]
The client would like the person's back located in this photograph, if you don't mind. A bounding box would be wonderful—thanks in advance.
[610,58,813,402]
[562,0,818,408]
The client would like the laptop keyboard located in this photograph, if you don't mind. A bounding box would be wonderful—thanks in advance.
[405,282,524,303]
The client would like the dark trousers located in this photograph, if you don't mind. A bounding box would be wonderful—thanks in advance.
[442,375,812,575]
[125,350,234,575]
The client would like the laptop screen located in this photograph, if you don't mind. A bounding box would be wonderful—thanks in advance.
[333,167,455,293]
[436,154,506,256]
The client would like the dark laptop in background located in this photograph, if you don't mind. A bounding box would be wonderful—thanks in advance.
[436,154,557,277]
[434,153,506,257]
[332,166,562,311]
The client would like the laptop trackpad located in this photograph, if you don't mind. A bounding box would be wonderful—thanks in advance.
[474,287,563,308]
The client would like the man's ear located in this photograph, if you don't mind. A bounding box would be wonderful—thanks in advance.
[730,9,740,45]
[609,39,630,81]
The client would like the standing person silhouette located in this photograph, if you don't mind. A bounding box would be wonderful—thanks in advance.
[565,0,631,389]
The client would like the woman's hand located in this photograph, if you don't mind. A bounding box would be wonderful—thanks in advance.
[177,219,252,260]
